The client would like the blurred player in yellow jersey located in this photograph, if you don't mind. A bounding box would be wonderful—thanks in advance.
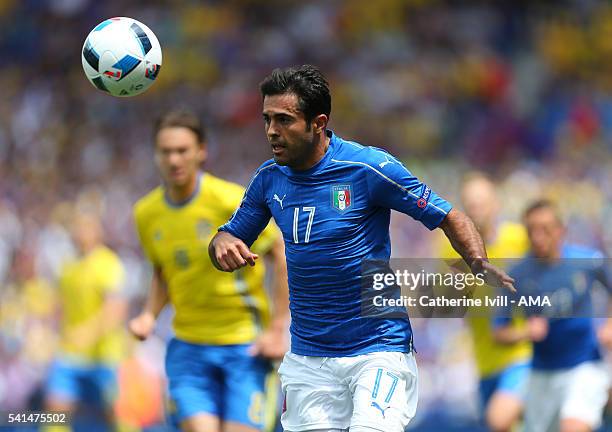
[439,172,530,432]
[45,211,128,429]
[129,110,289,432]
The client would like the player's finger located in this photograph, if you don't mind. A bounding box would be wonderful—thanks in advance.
[220,253,240,271]
[215,251,232,271]
[219,245,245,270]
[226,245,247,269]
[235,242,258,266]
[248,341,262,356]
[504,281,516,293]
[244,252,259,266]
[129,320,147,340]
[218,249,243,271]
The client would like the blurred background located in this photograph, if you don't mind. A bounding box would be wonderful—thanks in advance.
[0,0,610,431]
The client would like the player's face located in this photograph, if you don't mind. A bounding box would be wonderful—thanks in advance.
[525,208,565,259]
[71,213,102,254]
[461,178,499,231]
[263,93,316,169]
[155,127,206,187]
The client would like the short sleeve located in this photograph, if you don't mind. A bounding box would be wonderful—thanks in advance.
[98,252,125,295]
[133,206,159,267]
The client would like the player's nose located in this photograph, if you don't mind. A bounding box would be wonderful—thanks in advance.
[266,121,281,139]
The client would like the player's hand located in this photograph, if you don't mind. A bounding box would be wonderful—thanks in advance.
[473,260,516,293]
[527,317,548,342]
[597,320,612,350]
[129,312,156,341]
[209,231,259,272]
[248,325,288,360]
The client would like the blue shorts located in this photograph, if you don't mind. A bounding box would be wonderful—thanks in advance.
[45,358,118,407]
[165,338,273,429]
[479,361,529,409]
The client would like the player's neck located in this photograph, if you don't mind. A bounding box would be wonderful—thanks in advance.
[293,133,330,171]
[542,248,562,263]
[480,223,495,244]
[167,173,200,204]
[78,242,99,257]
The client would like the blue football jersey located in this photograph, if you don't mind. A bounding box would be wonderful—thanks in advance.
[495,245,610,370]
[220,130,452,356]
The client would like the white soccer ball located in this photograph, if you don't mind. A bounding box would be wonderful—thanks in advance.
[81,17,162,97]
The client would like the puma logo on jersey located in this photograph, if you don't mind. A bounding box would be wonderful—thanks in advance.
[371,401,390,418]
[273,194,286,210]
[379,155,394,168]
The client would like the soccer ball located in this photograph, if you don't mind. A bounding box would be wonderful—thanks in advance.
[81,17,162,97]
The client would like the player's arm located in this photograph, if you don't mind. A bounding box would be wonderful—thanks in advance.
[593,254,612,349]
[249,235,290,359]
[129,266,168,341]
[267,235,289,330]
[367,152,515,292]
[210,167,272,272]
[209,231,259,271]
[493,316,548,344]
[64,258,128,348]
[439,209,515,293]
[65,294,129,350]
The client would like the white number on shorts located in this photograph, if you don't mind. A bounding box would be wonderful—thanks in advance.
[372,368,399,403]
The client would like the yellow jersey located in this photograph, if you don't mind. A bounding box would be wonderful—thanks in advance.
[58,245,126,364]
[438,222,531,378]
[133,172,279,345]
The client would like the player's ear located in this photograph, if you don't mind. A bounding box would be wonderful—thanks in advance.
[198,141,208,164]
[312,114,328,134]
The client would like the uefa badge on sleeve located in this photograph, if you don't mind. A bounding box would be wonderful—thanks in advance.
[331,184,352,212]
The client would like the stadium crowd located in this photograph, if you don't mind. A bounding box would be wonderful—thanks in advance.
[0,0,610,430]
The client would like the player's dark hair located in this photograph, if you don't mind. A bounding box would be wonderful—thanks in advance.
[523,199,563,224]
[259,64,331,124]
[154,110,206,144]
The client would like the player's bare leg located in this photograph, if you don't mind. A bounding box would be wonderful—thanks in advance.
[180,413,221,432]
[222,420,263,432]
[43,399,74,432]
[560,418,592,432]
[45,397,75,413]
[486,392,522,432]
[292,429,346,432]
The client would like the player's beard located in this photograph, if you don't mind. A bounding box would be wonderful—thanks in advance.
[274,131,316,169]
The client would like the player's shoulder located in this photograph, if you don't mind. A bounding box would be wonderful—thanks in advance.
[90,245,122,267]
[562,244,603,259]
[133,186,164,220]
[254,158,279,177]
[495,221,529,254]
[498,221,526,237]
[200,172,247,210]
[331,133,400,172]
[508,253,534,277]
[202,172,245,195]
[241,159,281,187]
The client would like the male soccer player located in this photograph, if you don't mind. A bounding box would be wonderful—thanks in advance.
[209,65,515,432]
[45,211,127,430]
[439,172,531,432]
[494,200,612,432]
[129,110,288,432]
